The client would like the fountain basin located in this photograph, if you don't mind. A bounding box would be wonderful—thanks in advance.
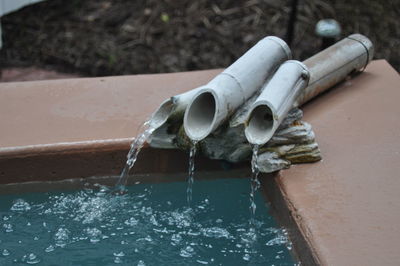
[0,60,399,265]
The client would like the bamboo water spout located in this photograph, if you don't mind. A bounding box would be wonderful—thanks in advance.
[150,33,374,174]
[245,34,374,146]
[149,36,290,147]
[245,61,310,145]
[148,85,208,148]
[297,33,373,106]
[183,36,291,141]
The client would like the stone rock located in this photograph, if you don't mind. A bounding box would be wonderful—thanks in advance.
[256,152,291,173]
[150,105,322,173]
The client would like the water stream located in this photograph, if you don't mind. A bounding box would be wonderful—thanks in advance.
[114,120,156,193]
[100,111,294,264]
[187,141,198,207]
[249,144,261,226]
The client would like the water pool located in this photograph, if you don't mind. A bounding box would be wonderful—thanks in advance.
[0,178,296,265]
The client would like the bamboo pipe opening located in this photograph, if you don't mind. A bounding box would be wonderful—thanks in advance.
[184,91,217,141]
[245,103,275,145]
[150,99,174,129]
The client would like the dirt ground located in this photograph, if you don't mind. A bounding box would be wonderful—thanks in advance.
[0,0,399,76]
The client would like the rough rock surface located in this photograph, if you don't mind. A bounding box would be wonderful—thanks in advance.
[150,107,321,173]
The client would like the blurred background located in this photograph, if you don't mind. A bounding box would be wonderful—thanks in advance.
[0,0,398,80]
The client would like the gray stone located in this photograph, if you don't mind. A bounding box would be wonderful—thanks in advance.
[149,105,322,173]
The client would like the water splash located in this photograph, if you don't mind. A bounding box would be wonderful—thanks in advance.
[21,253,40,264]
[84,227,103,243]
[44,245,55,253]
[137,260,146,266]
[0,179,294,265]
[10,199,31,212]
[249,145,260,226]
[187,141,197,206]
[2,249,10,256]
[114,119,157,193]
[54,228,70,247]
[180,245,195,258]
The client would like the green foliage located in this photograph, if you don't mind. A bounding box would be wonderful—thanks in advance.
[160,12,170,23]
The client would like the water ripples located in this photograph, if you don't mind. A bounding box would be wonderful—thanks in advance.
[0,179,294,265]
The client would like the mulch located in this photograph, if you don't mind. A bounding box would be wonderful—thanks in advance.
[0,0,399,76]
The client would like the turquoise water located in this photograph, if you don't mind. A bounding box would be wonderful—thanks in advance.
[0,178,296,265]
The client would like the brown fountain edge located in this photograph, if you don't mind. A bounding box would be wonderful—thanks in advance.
[0,139,250,186]
[1,60,399,265]
[260,173,321,265]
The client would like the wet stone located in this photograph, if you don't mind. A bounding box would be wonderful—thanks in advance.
[152,106,321,173]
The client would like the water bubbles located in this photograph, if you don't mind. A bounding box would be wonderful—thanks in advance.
[3,223,13,233]
[242,253,251,261]
[113,252,125,264]
[265,229,289,246]
[21,253,40,264]
[10,199,31,212]
[0,179,295,264]
[113,251,125,257]
[149,215,159,226]
[170,233,182,245]
[54,227,70,247]
[84,227,103,243]
[96,185,111,196]
[180,246,195,258]
[140,207,153,216]
[114,257,123,264]
[45,245,55,253]
[265,235,286,246]
[124,217,138,226]
[48,191,113,225]
[187,229,200,236]
[2,249,10,256]
[201,227,231,239]
[153,227,169,234]
[169,210,192,228]
[77,196,110,224]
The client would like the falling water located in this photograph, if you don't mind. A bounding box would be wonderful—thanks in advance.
[114,119,156,193]
[242,144,261,261]
[249,144,260,226]
[186,141,197,206]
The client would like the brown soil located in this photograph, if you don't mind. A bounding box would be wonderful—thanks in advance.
[0,0,399,76]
